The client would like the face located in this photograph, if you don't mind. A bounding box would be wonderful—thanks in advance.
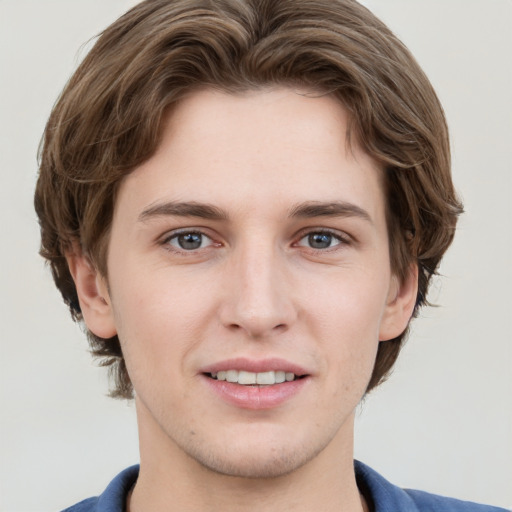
[76,88,415,479]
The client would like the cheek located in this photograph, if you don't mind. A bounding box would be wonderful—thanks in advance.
[109,270,216,376]
[305,272,388,384]
[111,262,209,328]
[307,270,389,338]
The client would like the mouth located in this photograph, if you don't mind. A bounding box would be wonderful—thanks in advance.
[206,370,306,386]
[200,358,310,408]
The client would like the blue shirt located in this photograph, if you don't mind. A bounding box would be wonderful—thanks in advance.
[62,461,509,511]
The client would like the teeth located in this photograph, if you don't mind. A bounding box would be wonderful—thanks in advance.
[256,371,274,385]
[239,371,257,385]
[275,371,286,383]
[210,370,299,385]
[226,370,238,383]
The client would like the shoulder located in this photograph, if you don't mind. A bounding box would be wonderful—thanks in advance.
[60,465,139,512]
[61,497,98,512]
[404,489,509,512]
[354,460,509,512]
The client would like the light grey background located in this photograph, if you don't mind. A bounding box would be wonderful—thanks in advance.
[1,1,511,511]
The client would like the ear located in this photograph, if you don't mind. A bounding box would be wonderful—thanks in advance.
[66,246,117,339]
[379,264,418,342]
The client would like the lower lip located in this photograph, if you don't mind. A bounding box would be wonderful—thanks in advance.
[202,375,309,410]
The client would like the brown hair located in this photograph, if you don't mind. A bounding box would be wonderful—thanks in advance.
[35,0,462,398]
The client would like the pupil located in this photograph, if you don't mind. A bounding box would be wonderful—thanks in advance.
[178,233,202,250]
[309,233,332,249]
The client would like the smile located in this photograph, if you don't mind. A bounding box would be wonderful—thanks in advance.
[208,370,300,385]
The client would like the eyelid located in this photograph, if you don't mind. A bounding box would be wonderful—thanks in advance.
[157,226,352,253]
[160,227,220,253]
[294,227,352,250]
[162,228,208,242]
[295,227,351,241]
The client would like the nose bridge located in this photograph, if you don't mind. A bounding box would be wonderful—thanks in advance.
[221,235,295,337]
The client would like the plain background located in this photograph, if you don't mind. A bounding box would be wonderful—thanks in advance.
[1,1,511,510]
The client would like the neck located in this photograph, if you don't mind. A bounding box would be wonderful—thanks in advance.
[128,399,367,512]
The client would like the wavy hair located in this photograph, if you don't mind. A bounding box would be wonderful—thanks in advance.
[35,0,462,398]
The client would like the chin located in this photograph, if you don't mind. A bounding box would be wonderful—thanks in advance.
[182,432,329,480]
[193,448,314,479]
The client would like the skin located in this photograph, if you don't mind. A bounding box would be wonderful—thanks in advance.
[69,88,417,512]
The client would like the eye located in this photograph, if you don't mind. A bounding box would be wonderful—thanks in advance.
[297,231,344,250]
[165,231,213,251]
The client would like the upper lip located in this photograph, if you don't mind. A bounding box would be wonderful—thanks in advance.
[200,357,309,376]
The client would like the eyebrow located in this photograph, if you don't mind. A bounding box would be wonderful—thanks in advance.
[138,201,228,222]
[288,201,372,223]
[138,200,372,224]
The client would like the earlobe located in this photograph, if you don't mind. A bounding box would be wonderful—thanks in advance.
[66,247,117,339]
[379,264,418,342]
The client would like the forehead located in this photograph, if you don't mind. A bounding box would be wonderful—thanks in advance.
[116,87,385,224]
[164,87,360,169]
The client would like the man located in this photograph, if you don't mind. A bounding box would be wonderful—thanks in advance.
[34,0,507,511]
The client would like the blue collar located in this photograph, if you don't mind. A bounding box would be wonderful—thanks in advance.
[62,460,507,512]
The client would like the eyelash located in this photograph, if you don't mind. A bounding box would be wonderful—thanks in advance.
[160,228,351,254]
[295,228,350,252]
[161,229,217,254]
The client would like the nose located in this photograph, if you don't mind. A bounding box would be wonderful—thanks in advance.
[218,241,297,339]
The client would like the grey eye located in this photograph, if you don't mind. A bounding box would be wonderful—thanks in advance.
[168,232,212,250]
[297,232,343,249]
[178,233,202,249]
[308,233,334,249]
